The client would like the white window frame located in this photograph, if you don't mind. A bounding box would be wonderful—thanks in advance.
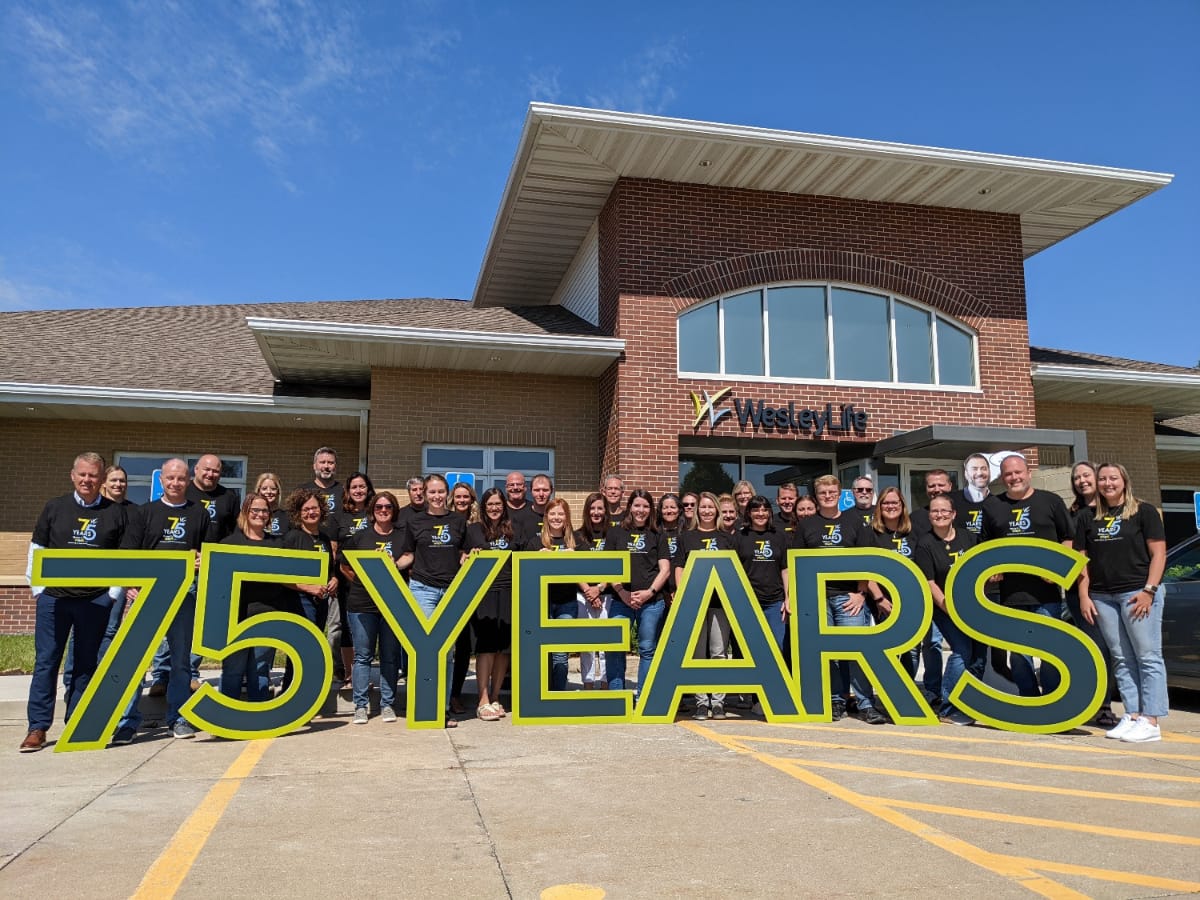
[677,280,981,391]
[421,445,555,492]
[114,452,249,503]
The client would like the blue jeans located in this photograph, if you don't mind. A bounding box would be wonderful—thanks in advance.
[62,593,120,697]
[1010,600,1063,697]
[907,620,944,699]
[347,611,401,710]
[550,600,577,691]
[932,607,984,718]
[410,579,452,709]
[606,596,666,697]
[826,594,876,709]
[28,592,110,732]
[220,646,272,701]
[761,599,787,650]
[1092,588,1168,718]
[119,593,197,731]
[151,642,201,686]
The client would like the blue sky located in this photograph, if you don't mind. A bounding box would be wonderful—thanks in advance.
[2,1,1196,367]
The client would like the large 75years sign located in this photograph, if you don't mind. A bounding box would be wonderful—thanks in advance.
[35,541,1104,752]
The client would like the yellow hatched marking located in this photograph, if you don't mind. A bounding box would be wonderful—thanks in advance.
[685,723,1085,900]
[687,723,1200,897]
[132,739,273,899]
[872,797,1200,847]
[726,720,1200,763]
[716,732,1200,785]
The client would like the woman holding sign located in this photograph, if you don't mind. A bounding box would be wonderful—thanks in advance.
[1076,463,1168,743]
[524,498,578,692]
[678,492,736,720]
[604,490,671,699]
[465,488,517,720]
[575,492,614,690]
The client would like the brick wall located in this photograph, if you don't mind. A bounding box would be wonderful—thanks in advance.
[367,368,600,493]
[1035,402,1161,505]
[0,418,359,533]
[1159,458,1200,488]
[0,585,33,635]
[596,178,1037,497]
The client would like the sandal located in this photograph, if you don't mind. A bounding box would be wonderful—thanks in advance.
[491,701,507,716]
[477,704,502,721]
[1093,707,1120,728]
[444,715,459,728]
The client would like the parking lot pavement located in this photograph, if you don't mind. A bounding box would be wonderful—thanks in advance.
[2,678,1199,899]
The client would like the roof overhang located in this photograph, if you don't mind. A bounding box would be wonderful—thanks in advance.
[473,103,1173,308]
[0,382,367,431]
[247,317,625,383]
[873,424,1088,460]
[1032,365,1200,419]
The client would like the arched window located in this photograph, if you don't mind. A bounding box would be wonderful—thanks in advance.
[677,283,977,388]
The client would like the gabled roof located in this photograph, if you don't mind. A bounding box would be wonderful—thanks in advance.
[472,104,1173,309]
[0,298,610,394]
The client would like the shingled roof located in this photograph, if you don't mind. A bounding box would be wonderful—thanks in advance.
[0,298,606,395]
[1030,347,1200,377]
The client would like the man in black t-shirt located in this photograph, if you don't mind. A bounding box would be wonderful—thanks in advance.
[851,476,876,529]
[528,474,554,532]
[21,452,128,752]
[505,471,538,534]
[114,458,214,743]
[981,453,1074,697]
[186,454,239,540]
[396,477,426,532]
[296,446,342,519]
[602,474,625,529]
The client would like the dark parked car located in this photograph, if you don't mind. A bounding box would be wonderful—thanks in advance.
[1164,533,1200,690]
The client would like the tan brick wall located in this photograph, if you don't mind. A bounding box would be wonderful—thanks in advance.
[367,368,601,494]
[0,417,358,533]
[1159,458,1200,488]
[1035,402,1161,505]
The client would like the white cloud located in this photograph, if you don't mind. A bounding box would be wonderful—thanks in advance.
[4,0,445,187]
[585,38,686,115]
[528,67,563,103]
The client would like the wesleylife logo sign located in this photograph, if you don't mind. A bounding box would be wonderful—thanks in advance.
[689,388,868,437]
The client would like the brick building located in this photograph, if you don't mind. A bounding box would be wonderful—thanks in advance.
[2,104,1197,631]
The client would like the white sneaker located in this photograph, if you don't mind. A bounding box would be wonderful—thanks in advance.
[353,707,369,725]
[1105,714,1136,740]
[1120,719,1161,743]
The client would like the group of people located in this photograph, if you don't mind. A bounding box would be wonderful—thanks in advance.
[18,445,1169,752]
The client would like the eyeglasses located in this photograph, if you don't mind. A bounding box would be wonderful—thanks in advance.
[682,501,696,507]
[929,509,956,517]
[854,487,873,493]
[373,504,395,511]
[248,509,270,517]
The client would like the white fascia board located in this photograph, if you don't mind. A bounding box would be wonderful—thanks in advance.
[0,382,368,416]
[529,103,1176,185]
[1032,365,1200,389]
[1157,435,1200,451]
[246,317,625,358]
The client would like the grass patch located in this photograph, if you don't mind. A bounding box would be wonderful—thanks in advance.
[0,634,35,674]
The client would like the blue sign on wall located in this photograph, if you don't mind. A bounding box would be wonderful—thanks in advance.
[150,469,164,501]
[838,489,856,512]
[1193,491,1200,531]
[445,472,476,490]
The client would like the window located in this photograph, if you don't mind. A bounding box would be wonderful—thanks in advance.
[422,445,554,492]
[679,452,832,497]
[115,453,248,504]
[677,282,978,388]
[1162,486,1199,549]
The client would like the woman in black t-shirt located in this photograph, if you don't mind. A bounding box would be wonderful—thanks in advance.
[397,474,468,725]
[678,492,737,719]
[914,494,980,725]
[281,489,339,692]
[328,471,374,684]
[737,496,790,648]
[219,493,287,702]
[604,489,671,699]
[575,492,614,689]
[1075,463,1169,743]
[464,488,517,720]
[339,491,404,724]
[657,493,683,601]
[523,498,578,692]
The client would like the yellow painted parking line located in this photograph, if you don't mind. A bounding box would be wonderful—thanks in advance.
[705,743,1200,808]
[872,797,1200,847]
[715,732,1200,785]
[131,739,273,899]
[687,723,1200,897]
[1001,855,1200,893]
[684,723,1086,899]
[722,720,1200,763]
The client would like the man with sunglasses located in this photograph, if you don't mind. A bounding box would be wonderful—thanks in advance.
[852,476,876,528]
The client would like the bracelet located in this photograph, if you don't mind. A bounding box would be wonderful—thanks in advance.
[1143,584,1159,594]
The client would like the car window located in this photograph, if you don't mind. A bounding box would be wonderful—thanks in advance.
[1164,540,1200,584]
